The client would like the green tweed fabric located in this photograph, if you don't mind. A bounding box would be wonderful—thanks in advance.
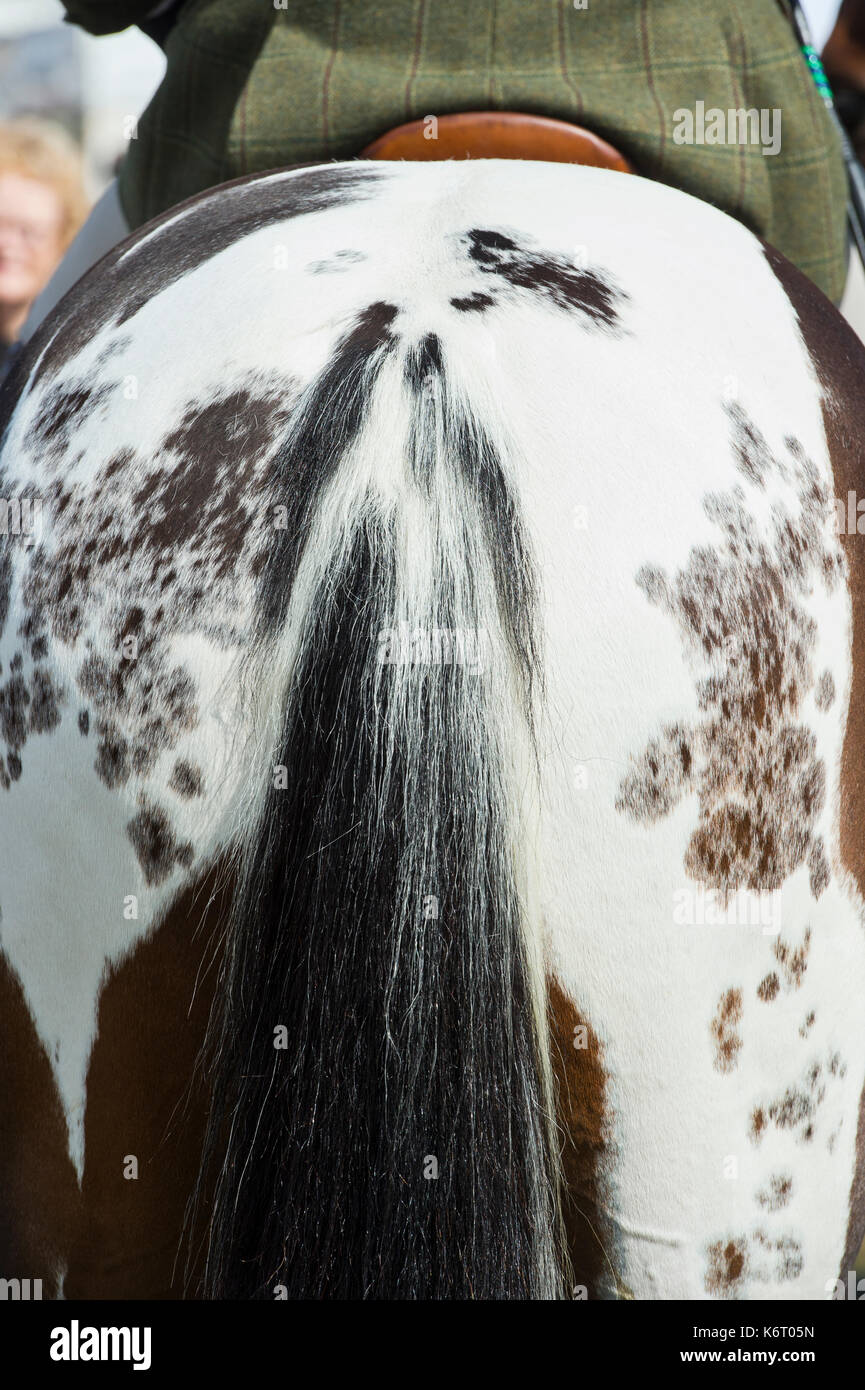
[62,0,849,301]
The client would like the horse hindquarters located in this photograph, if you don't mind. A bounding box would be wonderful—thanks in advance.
[3,159,865,1300]
[524,236,865,1299]
[197,189,865,1297]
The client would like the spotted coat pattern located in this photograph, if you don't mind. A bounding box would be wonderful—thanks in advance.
[0,159,864,1300]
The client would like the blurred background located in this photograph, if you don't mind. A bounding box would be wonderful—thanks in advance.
[0,0,164,200]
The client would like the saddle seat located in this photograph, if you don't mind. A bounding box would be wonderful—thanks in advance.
[360,110,634,171]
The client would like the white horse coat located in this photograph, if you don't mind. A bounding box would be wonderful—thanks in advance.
[0,160,864,1300]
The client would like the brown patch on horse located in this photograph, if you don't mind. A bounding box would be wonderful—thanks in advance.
[126,796,195,887]
[758,928,812,1005]
[815,670,836,710]
[774,926,811,989]
[757,972,780,1002]
[616,414,837,899]
[0,952,79,1295]
[706,1237,748,1296]
[756,1173,793,1211]
[169,759,205,799]
[711,988,743,1073]
[844,1088,865,1275]
[762,240,865,1278]
[63,860,231,1299]
[706,1227,802,1294]
[753,1229,804,1282]
[749,1050,847,1148]
[547,976,611,1297]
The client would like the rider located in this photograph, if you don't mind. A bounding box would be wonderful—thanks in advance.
[25,0,854,330]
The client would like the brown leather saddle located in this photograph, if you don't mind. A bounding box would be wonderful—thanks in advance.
[360,111,633,172]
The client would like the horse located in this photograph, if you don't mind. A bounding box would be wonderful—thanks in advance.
[1,155,865,1301]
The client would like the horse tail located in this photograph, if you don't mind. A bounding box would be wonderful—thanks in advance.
[198,304,566,1299]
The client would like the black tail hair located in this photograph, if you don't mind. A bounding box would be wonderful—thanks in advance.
[195,308,566,1299]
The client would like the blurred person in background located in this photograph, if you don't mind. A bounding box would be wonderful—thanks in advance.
[0,118,88,373]
[19,0,858,347]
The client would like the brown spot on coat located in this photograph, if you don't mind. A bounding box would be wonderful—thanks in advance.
[0,660,66,783]
[168,759,204,799]
[757,973,780,1002]
[774,926,811,989]
[807,837,830,898]
[766,1085,817,1137]
[706,1238,748,1296]
[464,228,626,330]
[132,384,292,573]
[711,988,743,1072]
[28,667,62,734]
[30,380,116,469]
[15,370,296,785]
[707,1228,802,1294]
[450,291,496,312]
[728,402,773,487]
[815,670,835,710]
[618,410,837,902]
[94,721,130,789]
[756,1173,793,1211]
[547,976,612,1298]
[0,671,29,749]
[750,1049,845,1146]
[127,798,194,887]
[753,1230,804,1282]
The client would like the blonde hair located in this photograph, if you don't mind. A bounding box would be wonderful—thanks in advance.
[0,118,89,250]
